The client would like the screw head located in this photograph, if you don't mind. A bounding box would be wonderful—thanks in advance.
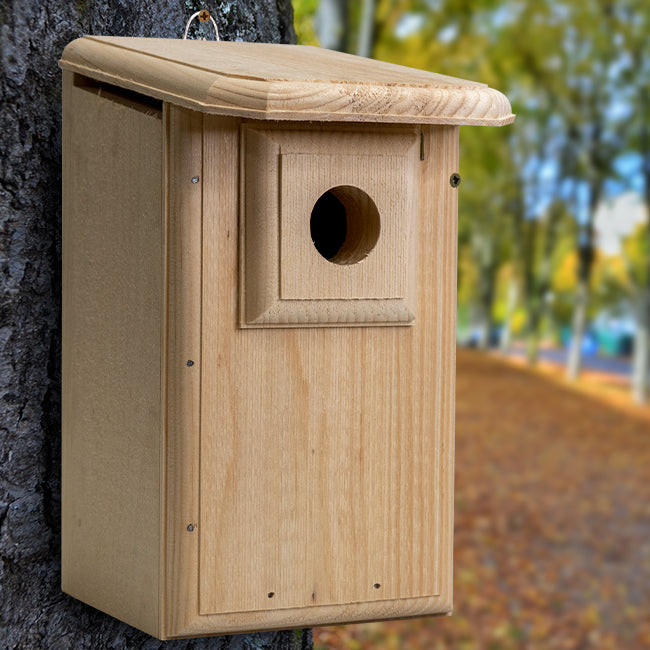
[191,176,200,184]
[187,524,195,532]
[450,173,461,188]
[198,9,210,22]
[187,360,194,367]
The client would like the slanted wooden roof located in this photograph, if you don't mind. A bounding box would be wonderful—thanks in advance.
[60,36,514,126]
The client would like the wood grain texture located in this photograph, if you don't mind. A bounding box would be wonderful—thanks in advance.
[61,70,163,637]
[62,95,457,638]
[422,124,457,616]
[163,105,205,639]
[169,117,458,636]
[241,124,418,326]
[59,36,515,126]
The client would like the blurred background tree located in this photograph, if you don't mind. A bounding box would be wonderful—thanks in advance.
[293,0,650,403]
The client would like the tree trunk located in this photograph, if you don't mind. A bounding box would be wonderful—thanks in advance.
[315,0,347,51]
[632,93,650,404]
[566,183,598,382]
[476,274,495,350]
[356,0,376,58]
[0,2,311,648]
[525,298,542,366]
[472,232,497,350]
[566,278,589,381]
[499,278,518,355]
[632,288,650,404]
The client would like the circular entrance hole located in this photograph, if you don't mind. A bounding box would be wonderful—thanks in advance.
[310,186,380,265]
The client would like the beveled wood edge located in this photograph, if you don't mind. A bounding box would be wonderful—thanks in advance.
[239,123,419,327]
[242,299,416,328]
[162,105,205,640]
[59,38,515,126]
[159,102,170,642]
[164,594,452,639]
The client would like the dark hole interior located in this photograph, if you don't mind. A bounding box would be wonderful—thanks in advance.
[310,191,347,261]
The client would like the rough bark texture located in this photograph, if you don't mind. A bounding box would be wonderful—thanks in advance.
[0,2,311,648]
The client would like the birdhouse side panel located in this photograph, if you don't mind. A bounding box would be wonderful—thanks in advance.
[61,71,164,637]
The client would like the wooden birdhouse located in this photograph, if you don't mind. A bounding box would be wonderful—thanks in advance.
[60,36,514,640]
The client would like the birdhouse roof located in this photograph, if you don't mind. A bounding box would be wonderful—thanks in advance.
[60,36,514,126]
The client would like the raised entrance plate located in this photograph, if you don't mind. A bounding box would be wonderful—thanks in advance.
[240,124,419,327]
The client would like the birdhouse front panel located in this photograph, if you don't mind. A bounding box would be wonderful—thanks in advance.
[197,116,453,620]
[59,37,513,639]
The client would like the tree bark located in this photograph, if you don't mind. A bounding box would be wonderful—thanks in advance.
[0,2,312,648]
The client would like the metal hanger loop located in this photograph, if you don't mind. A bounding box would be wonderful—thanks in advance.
[183,10,220,41]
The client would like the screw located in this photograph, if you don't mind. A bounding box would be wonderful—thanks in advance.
[191,176,199,184]
[187,524,195,532]
[187,360,194,367]
[450,173,461,188]
[198,9,210,22]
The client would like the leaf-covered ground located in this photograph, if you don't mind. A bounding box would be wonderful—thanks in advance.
[314,350,650,649]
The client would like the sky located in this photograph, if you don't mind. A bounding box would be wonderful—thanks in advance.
[594,192,647,255]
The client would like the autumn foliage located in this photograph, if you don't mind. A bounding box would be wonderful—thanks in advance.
[314,350,650,649]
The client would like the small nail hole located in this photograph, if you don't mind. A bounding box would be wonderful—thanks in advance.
[186,360,194,367]
[267,592,275,598]
[373,583,381,589]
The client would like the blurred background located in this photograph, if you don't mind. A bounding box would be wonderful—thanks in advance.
[292,1,650,648]
[294,0,649,404]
